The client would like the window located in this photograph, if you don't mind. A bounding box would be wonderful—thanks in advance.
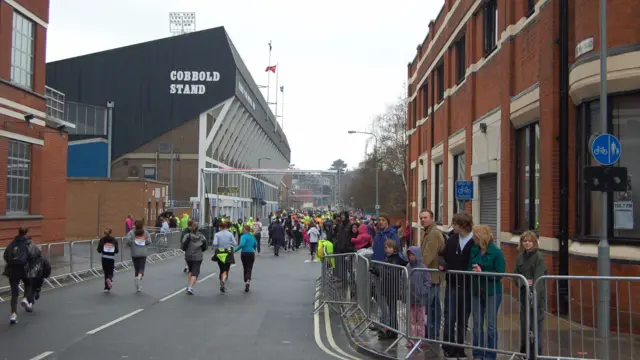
[528,0,536,15]
[435,163,443,223]
[515,122,540,231]
[453,153,466,213]
[421,179,428,210]
[483,0,498,55]
[455,35,466,84]
[10,11,35,89]
[436,64,445,103]
[143,166,157,180]
[577,94,640,240]
[422,83,429,115]
[6,140,31,215]
[412,99,418,126]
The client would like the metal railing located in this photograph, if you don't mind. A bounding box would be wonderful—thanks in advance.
[0,230,184,302]
[317,253,640,360]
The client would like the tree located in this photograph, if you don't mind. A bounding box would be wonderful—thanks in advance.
[345,154,406,216]
[329,159,347,174]
[369,95,408,194]
[342,94,408,215]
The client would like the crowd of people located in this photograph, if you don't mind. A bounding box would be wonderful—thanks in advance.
[3,207,548,360]
[322,209,547,360]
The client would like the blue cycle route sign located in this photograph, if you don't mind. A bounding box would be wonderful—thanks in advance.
[455,181,474,201]
[591,133,621,166]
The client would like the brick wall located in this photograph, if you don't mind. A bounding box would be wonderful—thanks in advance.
[406,0,640,335]
[66,179,168,240]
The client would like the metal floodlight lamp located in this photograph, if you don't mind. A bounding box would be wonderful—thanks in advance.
[23,114,34,128]
[347,130,356,134]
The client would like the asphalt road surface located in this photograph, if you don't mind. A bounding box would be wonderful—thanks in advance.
[0,244,366,360]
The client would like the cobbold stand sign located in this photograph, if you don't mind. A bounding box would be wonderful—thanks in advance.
[169,70,220,95]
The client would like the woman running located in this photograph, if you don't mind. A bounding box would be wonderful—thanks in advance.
[235,225,257,292]
[126,219,151,292]
[212,222,236,293]
[181,222,207,295]
[97,228,119,292]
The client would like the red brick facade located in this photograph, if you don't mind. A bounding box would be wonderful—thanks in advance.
[0,0,67,247]
[406,0,640,331]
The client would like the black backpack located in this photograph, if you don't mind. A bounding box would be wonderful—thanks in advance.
[6,240,28,265]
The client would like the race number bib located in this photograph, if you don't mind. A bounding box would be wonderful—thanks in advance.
[134,237,146,246]
[103,244,115,252]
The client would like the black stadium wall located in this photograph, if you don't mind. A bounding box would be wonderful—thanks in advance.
[46,26,290,162]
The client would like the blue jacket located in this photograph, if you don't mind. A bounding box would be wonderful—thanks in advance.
[372,227,402,262]
[235,233,257,253]
[407,246,431,306]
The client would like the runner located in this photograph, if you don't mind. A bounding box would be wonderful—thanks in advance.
[212,222,236,293]
[126,219,151,292]
[235,225,257,292]
[96,227,119,293]
[3,227,41,325]
[181,221,207,295]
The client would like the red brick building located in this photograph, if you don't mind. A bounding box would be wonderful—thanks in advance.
[406,0,640,321]
[0,0,68,246]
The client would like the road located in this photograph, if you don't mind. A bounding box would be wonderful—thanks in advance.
[0,244,366,360]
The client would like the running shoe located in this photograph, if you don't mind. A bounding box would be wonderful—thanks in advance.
[9,313,17,325]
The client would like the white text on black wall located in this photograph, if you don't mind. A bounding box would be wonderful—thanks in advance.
[169,70,220,95]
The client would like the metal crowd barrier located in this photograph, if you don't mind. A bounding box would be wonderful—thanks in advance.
[317,253,640,360]
[533,275,640,360]
[0,230,185,302]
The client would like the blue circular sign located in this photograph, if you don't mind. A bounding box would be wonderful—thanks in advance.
[591,133,621,166]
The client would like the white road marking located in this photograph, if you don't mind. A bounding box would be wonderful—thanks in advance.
[314,298,352,360]
[324,303,361,360]
[159,287,187,302]
[196,272,217,283]
[29,352,54,360]
[86,309,144,335]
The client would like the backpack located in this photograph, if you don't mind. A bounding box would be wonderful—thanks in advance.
[6,240,29,265]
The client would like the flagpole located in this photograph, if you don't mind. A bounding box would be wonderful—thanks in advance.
[274,62,279,125]
[266,41,272,104]
[281,87,285,130]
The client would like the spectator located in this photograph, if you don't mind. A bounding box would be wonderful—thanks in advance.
[419,209,445,340]
[469,225,506,360]
[440,212,475,358]
[515,231,547,358]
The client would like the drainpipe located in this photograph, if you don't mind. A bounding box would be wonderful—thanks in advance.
[106,102,115,178]
[558,0,570,314]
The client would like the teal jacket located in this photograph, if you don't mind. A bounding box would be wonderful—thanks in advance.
[468,242,506,296]
[235,233,257,253]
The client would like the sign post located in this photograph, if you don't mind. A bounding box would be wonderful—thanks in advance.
[597,2,611,358]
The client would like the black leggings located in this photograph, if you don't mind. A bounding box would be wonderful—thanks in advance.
[102,258,115,288]
[132,257,146,276]
[240,252,255,282]
[9,276,32,313]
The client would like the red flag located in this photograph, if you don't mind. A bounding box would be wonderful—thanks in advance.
[265,65,277,73]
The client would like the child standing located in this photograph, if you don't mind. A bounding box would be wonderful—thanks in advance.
[406,246,431,348]
[97,228,119,292]
[514,231,547,358]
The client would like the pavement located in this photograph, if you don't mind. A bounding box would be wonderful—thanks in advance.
[0,241,369,360]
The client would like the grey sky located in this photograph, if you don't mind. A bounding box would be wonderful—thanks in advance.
[47,0,443,171]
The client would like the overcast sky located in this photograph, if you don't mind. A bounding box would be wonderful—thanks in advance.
[47,0,443,171]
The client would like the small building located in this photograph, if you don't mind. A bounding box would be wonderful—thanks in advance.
[66,178,169,240]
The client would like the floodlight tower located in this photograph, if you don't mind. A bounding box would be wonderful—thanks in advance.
[169,12,196,35]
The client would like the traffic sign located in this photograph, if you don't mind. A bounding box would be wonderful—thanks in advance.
[455,181,473,200]
[591,133,621,166]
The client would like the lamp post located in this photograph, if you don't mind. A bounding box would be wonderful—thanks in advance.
[348,130,379,218]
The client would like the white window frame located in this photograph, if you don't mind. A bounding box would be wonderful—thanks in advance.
[142,165,157,180]
[10,11,35,89]
[436,162,444,223]
[6,140,31,215]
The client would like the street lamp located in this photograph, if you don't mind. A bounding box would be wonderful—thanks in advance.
[348,130,379,217]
